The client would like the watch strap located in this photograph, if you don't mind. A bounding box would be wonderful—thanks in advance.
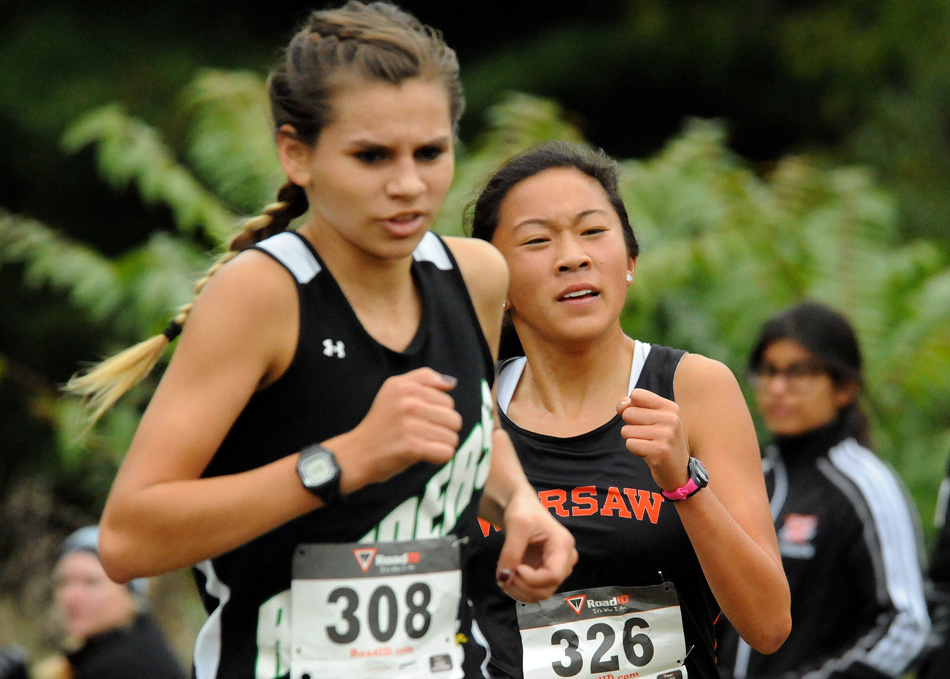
[660,458,708,502]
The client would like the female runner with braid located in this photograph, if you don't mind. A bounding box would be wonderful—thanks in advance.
[65,4,575,678]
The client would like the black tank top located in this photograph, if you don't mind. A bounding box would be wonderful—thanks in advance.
[467,343,721,679]
[192,231,495,679]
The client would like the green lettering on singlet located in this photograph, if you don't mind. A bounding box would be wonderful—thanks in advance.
[254,381,494,676]
[256,591,291,679]
[364,379,493,543]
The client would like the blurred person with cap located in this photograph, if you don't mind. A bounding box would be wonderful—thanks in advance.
[31,525,187,679]
[0,645,28,679]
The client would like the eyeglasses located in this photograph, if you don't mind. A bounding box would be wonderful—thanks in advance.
[748,361,827,392]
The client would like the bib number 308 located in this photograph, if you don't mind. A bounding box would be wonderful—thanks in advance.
[325,582,433,643]
[291,537,463,679]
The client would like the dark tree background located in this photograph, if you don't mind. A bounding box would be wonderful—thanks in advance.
[4,0,949,538]
[5,0,947,251]
[2,0,949,662]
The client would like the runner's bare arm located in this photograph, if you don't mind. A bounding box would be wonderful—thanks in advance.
[619,354,790,653]
[99,252,320,580]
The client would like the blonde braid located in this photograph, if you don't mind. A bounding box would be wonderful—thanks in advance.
[65,182,308,425]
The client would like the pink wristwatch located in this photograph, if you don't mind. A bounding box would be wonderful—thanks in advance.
[660,457,709,502]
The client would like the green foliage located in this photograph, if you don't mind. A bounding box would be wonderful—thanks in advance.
[0,210,206,340]
[0,210,123,324]
[182,69,285,215]
[457,0,950,249]
[2,70,949,536]
[609,119,950,524]
[62,104,238,245]
[0,211,205,488]
[436,93,585,237]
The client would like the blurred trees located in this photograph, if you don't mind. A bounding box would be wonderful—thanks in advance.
[612,122,950,524]
[2,0,950,663]
[459,0,950,246]
[3,69,948,521]
[3,0,950,244]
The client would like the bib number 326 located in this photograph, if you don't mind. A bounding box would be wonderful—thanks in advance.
[291,537,463,679]
[517,584,687,679]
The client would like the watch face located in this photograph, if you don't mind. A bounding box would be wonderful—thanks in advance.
[691,458,710,485]
[301,452,335,485]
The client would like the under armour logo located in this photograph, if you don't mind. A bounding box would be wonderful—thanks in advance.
[322,339,346,358]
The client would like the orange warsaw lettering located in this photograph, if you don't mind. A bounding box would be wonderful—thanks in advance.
[600,487,632,518]
[622,488,662,523]
[478,517,500,537]
[571,486,598,516]
[550,487,663,524]
[538,489,569,517]
[475,487,663,540]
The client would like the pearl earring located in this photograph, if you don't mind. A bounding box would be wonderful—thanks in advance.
[625,273,633,283]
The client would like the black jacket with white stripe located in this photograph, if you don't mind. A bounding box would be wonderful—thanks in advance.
[717,414,930,679]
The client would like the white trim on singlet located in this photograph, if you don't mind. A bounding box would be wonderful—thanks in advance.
[412,231,453,270]
[256,232,321,283]
[496,340,651,414]
[629,340,651,392]
[256,231,451,283]
[192,559,232,679]
[468,601,493,679]
[495,357,525,414]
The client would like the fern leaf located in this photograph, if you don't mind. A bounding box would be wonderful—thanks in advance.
[61,104,239,245]
[0,210,123,321]
[436,93,584,237]
[183,69,284,213]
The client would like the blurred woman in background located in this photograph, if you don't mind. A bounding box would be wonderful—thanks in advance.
[717,300,931,679]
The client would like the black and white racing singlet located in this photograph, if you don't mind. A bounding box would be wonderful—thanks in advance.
[467,342,721,679]
[192,231,495,679]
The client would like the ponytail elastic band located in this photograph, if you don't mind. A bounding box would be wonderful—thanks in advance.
[162,320,183,342]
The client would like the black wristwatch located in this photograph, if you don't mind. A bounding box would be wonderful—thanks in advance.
[297,443,342,507]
